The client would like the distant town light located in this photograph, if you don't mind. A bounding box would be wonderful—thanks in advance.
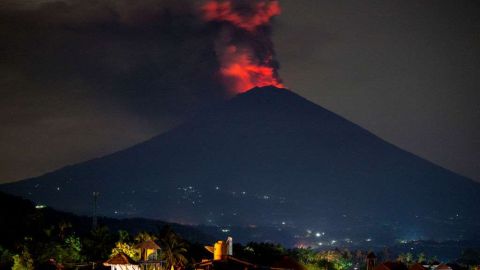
[315,232,321,237]
[35,204,46,209]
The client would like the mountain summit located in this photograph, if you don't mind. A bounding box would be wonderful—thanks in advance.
[2,86,479,245]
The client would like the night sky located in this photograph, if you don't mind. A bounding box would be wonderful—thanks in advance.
[1,0,479,184]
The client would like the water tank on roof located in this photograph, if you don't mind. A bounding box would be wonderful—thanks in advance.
[214,241,224,261]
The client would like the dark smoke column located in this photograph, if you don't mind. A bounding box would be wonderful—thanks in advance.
[201,0,284,94]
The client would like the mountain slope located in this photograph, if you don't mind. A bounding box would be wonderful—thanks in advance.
[2,86,479,245]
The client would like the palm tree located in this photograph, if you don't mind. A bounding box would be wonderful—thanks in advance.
[158,227,188,270]
[135,231,158,243]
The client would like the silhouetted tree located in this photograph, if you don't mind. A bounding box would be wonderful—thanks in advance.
[0,245,13,269]
[158,227,188,270]
[417,252,427,263]
[83,226,116,262]
[457,249,480,266]
[397,253,413,266]
[135,231,157,243]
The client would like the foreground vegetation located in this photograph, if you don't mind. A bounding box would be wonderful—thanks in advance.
[1,192,480,270]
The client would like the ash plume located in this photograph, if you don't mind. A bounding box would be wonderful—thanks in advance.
[201,0,284,94]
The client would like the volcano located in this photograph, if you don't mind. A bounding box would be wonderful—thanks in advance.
[2,86,479,245]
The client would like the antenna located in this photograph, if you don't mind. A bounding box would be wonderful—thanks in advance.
[92,191,99,230]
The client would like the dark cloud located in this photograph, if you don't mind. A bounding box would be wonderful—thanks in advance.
[0,0,227,182]
[1,0,227,116]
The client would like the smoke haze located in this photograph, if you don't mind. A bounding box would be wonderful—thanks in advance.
[0,0,284,182]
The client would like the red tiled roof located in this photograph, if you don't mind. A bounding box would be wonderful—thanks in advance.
[195,256,292,270]
[104,253,137,266]
[410,263,427,270]
[374,262,408,270]
[436,264,452,270]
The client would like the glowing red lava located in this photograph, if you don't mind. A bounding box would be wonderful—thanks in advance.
[202,0,284,93]
[220,46,284,93]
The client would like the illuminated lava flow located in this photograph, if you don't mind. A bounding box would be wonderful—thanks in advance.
[202,0,284,93]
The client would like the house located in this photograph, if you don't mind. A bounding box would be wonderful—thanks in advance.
[104,253,140,270]
[373,261,408,270]
[435,264,453,270]
[134,240,163,270]
[104,240,164,270]
[134,239,161,262]
[409,263,428,270]
[195,256,258,270]
[195,237,291,270]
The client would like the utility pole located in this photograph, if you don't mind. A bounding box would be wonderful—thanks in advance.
[92,191,99,230]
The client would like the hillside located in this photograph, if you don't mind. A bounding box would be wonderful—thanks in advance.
[0,191,214,250]
[2,86,479,246]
